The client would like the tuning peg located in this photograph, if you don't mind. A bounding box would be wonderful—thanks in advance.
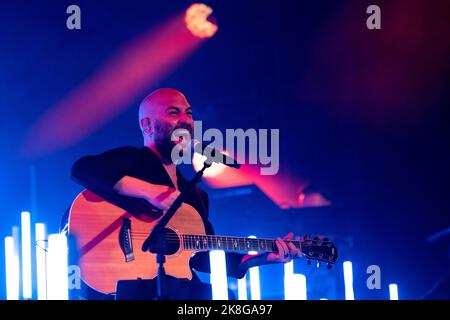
[307,259,311,265]
[316,261,320,268]
[327,263,332,269]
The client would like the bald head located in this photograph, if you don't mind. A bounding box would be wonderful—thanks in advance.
[139,88,190,122]
[138,88,194,161]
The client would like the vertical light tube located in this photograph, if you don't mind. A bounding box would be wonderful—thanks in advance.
[284,260,294,276]
[21,211,32,299]
[284,261,307,300]
[343,261,354,300]
[12,227,20,297]
[284,260,294,300]
[237,275,248,300]
[284,260,292,300]
[248,235,261,300]
[47,234,68,300]
[35,223,47,300]
[249,266,261,300]
[209,250,228,300]
[5,236,20,300]
[296,274,307,300]
[389,283,399,300]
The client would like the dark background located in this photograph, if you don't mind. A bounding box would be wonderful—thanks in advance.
[1,0,449,299]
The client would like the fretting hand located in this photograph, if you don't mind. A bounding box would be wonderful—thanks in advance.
[265,232,302,263]
[239,231,302,275]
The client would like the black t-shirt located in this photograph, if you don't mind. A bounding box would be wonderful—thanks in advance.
[70,146,246,279]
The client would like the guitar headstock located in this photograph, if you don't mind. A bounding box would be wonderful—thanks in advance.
[300,236,338,268]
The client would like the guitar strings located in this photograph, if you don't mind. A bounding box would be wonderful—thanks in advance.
[123,235,335,259]
[128,235,334,248]
[129,231,333,242]
[130,233,332,242]
[124,236,336,260]
[128,233,334,244]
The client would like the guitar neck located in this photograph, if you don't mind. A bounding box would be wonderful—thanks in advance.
[181,234,300,253]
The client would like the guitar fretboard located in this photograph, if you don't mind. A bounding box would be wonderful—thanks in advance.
[181,234,301,253]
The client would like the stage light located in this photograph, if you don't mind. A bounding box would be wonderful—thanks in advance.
[192,152,227,177]
[284,261,307,300]
[4,236,20,300]
[185,3,218,38]
[284,260,294,276]
[22,12,204,158]
[209,250,229,300]
[21,211,32,299]
[290,274,307,300]
[249,265,261,300]
[35,223,47,300]
[237,276,248,300]
[343,261,355,300]
[248,235,261,300]
[47,234,68,300]
[284,261,293,299]
[284,260,293,300]
[12,227,20,292]
[389,283,399,300]
[297,193,305,207]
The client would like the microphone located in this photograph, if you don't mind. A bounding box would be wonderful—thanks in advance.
[192,140,241,169]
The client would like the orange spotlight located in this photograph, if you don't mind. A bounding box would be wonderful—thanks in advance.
[20,12,204,158]
[185,3,218,38]
[298,193,306,207]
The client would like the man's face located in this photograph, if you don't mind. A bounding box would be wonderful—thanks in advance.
[141,90,194,160]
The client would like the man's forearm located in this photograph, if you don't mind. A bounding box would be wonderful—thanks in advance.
[113,175,179,210]
[237,253,271,276]
[113,175,156,200]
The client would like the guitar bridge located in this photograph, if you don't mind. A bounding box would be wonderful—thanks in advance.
[119,218,135,262]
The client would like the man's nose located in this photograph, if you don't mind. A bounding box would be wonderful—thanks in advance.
[178,112,193,125]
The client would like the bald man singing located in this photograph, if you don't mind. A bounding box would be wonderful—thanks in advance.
[71,88,301,300]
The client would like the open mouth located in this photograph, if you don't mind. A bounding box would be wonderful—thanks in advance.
[173,128,191,144]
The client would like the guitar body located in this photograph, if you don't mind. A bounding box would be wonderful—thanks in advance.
[68,189,205,294]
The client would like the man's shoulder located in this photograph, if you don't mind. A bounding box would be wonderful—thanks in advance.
[72,146,146,168]
[91,145,145,158]
[102,145,142,154]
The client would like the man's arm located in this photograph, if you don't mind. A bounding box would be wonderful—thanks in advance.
[71,146,139,196]
[236,233,302,276]
[190,192,302,278]
[113,175,179,211]
[71,146,179,210]
[190,233,302,279]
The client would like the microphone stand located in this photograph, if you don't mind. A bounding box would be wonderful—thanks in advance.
[141,160,212,300]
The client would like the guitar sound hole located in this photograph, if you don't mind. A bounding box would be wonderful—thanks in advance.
[162,228,180,255]
[144,227,181,255]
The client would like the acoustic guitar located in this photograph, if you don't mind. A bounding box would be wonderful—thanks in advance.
[68,189,338,294]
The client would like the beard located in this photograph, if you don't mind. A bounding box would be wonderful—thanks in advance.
[153,120,193,163]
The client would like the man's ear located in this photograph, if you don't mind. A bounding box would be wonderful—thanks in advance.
[140,117,153,135]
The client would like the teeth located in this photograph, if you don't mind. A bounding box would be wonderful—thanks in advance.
[175,128,190,135]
